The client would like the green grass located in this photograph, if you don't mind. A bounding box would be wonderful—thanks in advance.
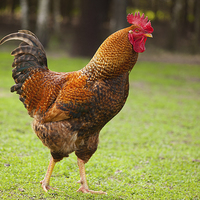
[0,52,200,199]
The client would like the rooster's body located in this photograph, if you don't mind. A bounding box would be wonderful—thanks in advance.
[0,13,153,193]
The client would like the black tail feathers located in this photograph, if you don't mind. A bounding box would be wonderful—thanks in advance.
[0,30,48,94]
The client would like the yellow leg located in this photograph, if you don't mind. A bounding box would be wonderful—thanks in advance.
[77,158,107,194]
[40,156,57,192]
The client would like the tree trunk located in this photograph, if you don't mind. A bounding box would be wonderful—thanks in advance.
[72,0,110,57]
[20,0,29,29]
[192,0,200,52]
[167,0,183,50]
[151,0,158,23]
[181,0,188,31]
[110,0,128,33]
[53,0,61,35]
[132,0,140,8]
[60,0,74,22]
[36,0,50,47]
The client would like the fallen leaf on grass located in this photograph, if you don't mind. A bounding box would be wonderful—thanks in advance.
[115,170,122,174]
[192,159,200,163]
[18,188,25,192]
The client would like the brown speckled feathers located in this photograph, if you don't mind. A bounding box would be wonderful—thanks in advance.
[0,26,138,162]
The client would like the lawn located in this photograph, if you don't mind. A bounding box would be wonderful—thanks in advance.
[0,51,200,199]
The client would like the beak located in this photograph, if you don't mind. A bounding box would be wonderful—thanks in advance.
[144,33,153,38]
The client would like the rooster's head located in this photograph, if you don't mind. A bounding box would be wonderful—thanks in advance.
[127,12,154,53]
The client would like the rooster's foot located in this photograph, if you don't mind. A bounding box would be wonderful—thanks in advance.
[40,180,57,192]
[77,186,107,194]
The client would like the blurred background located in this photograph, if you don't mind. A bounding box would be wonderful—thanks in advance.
[0,0,200,59]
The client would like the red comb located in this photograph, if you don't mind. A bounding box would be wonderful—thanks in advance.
[127,12,154,33]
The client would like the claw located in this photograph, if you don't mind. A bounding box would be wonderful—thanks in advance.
[40,180,57,192]
[77,186,107,194]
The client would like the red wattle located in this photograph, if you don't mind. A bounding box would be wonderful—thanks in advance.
[128,34,147,53]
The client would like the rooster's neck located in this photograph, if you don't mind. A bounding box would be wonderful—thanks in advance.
[82,26,138,80]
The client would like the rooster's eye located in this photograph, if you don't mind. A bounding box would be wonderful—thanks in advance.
[135,29,140,33]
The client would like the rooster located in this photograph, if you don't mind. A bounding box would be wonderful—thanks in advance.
[0,12,153,194]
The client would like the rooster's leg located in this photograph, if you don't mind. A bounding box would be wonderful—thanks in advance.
[40,156,57,192]
[77,158,107,194]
